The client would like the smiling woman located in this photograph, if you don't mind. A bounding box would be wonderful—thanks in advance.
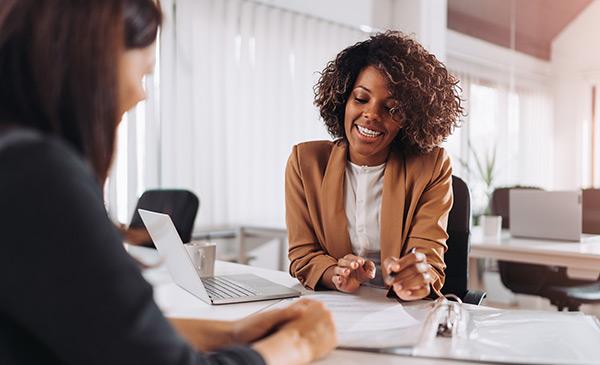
[286,31,463,302]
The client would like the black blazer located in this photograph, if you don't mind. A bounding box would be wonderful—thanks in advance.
[0,129,264,365]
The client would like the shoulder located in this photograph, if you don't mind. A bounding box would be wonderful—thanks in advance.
[287,139,339,169]
[403,146,451,182]
[0,131,99,199]
[404,146,449,169]
[293,140,337,157]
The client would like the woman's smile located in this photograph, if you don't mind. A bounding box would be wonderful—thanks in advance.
[354,124,384,139]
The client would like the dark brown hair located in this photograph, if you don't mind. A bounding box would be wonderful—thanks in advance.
[314,31,463,155]
[0,0,161,182]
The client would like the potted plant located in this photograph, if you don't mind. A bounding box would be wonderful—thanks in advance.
[458,142,502,239]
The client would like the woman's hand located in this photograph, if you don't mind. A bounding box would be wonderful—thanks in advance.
[324,254,376,293]
[253,299,336,365]
[116,223,152,246]
[231,305,303,344]
[383,251,434,301]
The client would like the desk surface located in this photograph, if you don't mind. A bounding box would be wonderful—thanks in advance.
[127,245,487,365]
[470,227,600,277]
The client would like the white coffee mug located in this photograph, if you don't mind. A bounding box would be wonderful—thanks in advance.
[184,242,216,277]
[481,215,502,241]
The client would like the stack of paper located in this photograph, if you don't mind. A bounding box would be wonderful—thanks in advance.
[271,287,426,349]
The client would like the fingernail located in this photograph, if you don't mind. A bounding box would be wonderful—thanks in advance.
[418,263,428,272]
[424,273,431,281]
[406,290,412,295]
[416,253,426,261]
[352,262,358,269]
[394,283,402,290]
[394,264,400,271]
[344,269,349,274]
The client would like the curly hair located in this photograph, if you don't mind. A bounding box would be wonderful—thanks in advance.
[314,30,463,155]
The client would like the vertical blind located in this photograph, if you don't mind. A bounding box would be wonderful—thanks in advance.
[106,0,366,228]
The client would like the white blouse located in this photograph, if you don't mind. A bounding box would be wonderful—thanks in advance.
[344,161,385,256]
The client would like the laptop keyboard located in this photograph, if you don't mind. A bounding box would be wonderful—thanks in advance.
[201,276,258,299]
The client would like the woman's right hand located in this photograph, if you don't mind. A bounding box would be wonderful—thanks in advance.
[324,254,376,293]
[253,299,336,365]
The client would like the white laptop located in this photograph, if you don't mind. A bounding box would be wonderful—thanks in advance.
[138,209,300,305]
[509,190,599,242]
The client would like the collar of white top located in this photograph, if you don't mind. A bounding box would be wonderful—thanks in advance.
[348,160,386,173]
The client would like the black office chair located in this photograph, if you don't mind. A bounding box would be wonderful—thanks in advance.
[491,187,556,295]
[540,188,600,311]
[129,189,199,246]
[492,187,597,311]
[441,176,486,305]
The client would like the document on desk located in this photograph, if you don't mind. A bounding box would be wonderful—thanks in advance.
[269,287,426,349]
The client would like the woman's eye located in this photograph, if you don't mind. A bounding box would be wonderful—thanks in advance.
[354,97,367,104]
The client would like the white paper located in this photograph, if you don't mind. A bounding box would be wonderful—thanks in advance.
[270,286,424,348]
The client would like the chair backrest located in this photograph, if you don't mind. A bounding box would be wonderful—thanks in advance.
[490,186,542,228]
[490,186,547,295]
[582,189,600,234]
[441,175,470,298]
[129,189,199,243]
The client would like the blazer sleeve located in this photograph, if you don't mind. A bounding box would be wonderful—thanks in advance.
[285,145,337,290]
[406,149,453,295]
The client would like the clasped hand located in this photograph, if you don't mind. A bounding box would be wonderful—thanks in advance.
[329,251,434,301]
[383,251,434,301]
[330,254,376,293]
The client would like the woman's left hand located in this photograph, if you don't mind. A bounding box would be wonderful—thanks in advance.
[383,251,434,301]
[231,305,304,344]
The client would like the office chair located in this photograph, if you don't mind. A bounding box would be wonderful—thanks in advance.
[440,176,486,305]
[540,188,600,311]
[492,187,598,311]
[129,189,199,246]
[582,188,600,234]
[491,187,556,295]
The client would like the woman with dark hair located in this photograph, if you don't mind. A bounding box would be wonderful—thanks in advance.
[0,1,335,364]
[286,31,463,301]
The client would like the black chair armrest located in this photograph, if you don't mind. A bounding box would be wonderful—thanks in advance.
[463,290,487,305]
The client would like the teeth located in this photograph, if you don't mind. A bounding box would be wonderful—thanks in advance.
[357,125,382,137]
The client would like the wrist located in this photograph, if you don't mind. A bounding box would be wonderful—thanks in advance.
[319,266,337,290]
[226,321,240,345]
[253,328,310,365]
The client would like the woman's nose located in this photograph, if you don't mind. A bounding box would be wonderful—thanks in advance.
[362,106,382,122]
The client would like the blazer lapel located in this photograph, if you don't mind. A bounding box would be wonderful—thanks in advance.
[321,142,353,259]
[380,149,406,278]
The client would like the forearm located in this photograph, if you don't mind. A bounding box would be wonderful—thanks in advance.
[289,245,338,289]
[169,318,234,351]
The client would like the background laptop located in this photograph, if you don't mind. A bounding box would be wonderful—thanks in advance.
[509,190,596,242]
[138,209,300,305]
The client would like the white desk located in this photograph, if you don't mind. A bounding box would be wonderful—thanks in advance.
[127,245,486,365]
[470,227,600,280]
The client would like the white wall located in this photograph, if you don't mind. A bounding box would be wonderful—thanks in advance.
[551,0,600,189]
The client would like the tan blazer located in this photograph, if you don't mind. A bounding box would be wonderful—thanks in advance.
[285,140,453,293]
